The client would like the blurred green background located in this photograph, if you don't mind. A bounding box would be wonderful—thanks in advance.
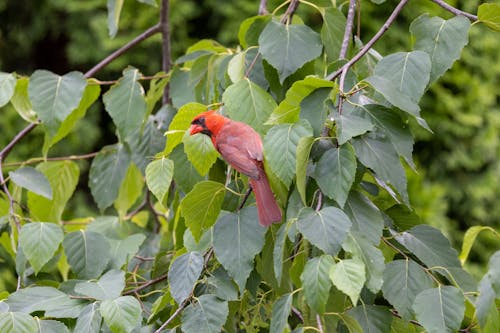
[0,0,498,284]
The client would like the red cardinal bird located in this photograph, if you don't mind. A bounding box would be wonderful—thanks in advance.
[189,110,282,226]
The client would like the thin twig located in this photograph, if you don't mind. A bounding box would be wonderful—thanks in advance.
[2,152,100,168]
[316,314,325,333]
[390,309,423,327]
[339,0,356,60]
[292,306,304,323]
[326,0,410,81]
[124,196,148,220]
[123,274,168,295]
[0,123,38,160]
[259,0,268,15]
[84,23,161,78]
[430,0,478,21]
[154,298,189,333]
[280,0,300,24]
[160,0,172,104]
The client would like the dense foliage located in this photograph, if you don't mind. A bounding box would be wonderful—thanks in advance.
[0,1,499,332]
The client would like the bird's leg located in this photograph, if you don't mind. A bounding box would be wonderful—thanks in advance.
[238,186,253,211]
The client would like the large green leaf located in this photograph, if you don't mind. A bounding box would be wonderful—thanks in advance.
[43,83,101,156]
[6,286,85,318]
[108,234,146,269]
[347,305,392,333]
[129,115,166,173]
[222,78,277,134]
[459,226,498,265]
[266,77,335,124]
[313,144,356,208]
[181,294,228,333]
[28,70,87,136]
[332,106,374,145]
[75,270,125,301]
[270,293,292,333]
[320,7,346,62]
[114,163,143,218]
[164,102,207,155]
[413,286,465,333]
[478,3,500,31]
[74,303,102,333]
[300,255,335,314]
[238,15,271,48]
[145,157,174,203]
[0,72,16,107]
[180,181,225,241]
[103,67,147,142]
[352,132,409,205]
[476,275,500,332]
[34,319,69,333]
[10,77,37,123]
[297,207,351,256]
[410,14,470,83]
[19,222,63,274]
[364,76,420,117]
[273,222,289,283]
[329,258,366,305]
[27,161,79,223]
[264,121,313,186]
[63,230,111,279]
[170,144,204,193]
[295,136,314,205]
[168,251,204,305]
[88,144,131,211]
[100,296,141,333]
[343,232,385,294]
[107,0,124,37]
[213,206,266,292]
[381,259,434,320]
[259,20,322,83]
[183,133,218,176]
[393,224,461,269]
[0,312,37,333]
[9,167,52,199]
[372,51,431,102]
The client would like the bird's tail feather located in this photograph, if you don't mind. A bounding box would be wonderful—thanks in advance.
[250,173,282,227]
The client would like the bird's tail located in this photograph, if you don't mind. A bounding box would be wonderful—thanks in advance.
[249,171,282,227]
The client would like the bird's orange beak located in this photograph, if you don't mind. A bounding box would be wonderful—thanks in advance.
[189,124,204,135]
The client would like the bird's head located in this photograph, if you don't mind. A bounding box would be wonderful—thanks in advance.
[189,110,227,137]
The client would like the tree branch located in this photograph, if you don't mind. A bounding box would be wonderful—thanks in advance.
[84,23,161,78]
[280,0,300,24]
[160,0,172,104]
[429,0,478,21]
[154,298,189,333]
[259,0,268,15]
[339,0,356,60]
[326,0,410,81]
[124,273,168,296]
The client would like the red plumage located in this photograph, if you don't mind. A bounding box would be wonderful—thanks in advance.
[189,110,282,226]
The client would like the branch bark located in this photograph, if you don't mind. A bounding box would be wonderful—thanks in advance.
[259,0,268,15]
[430,0,478,21]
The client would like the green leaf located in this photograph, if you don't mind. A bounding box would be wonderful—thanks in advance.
[19,222,63,274]
[343,233,385,294]
[273,222,289,283]
[183,133,218,176]
[297,207,351,256]
[313,145,357,208]
[259,21,322,83]
[364,76,420,117]
[107,0,124,37]
[0,72,16,107]
[333,106,374,145]
[108,234,146,269]
[347,305,392,333]
[410,14,470,83]
[206,267,239,302]
[352,132,409,205]
[164,102,207,155]
[381,259,434,320]
[28,70,87,136]
[129,115,166,173]
[300,255,335,314]
[393,224,461,268]
[43,83,100,156]
[89,144,131,211]
[74,303,102,333]
[213,206,266,292]
[9,167,52,199]
[478,3,500,31]
[35,319,69,333]
[100,296,141,333]
[168,251,204,305]
[75,270,125,301]
[373,51,431,102]
[344,191,384,245]
[114,163,143,217]
[238,15,271,48]
[103,67,147,143]
[181,294,228,333]
[145,157,174,203]
[329,258,365,305]
[459,226,498,265]
[0,312,37,333]
[6,286,85,318]
[267,76,335,124]
[10,77,37,123]
[487,251,500,296]
[222,78,277,134]
[180,181,225,242]
[270,293,292,333]
[27,161,80,222]
[170,144,204,193]
[227,52,245,83]
[295,136,314,205]
[413,286,465,333]
[476,275,500,332]
[320,7,346,62]
[63,230,111,279]
[264,121,313,186]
